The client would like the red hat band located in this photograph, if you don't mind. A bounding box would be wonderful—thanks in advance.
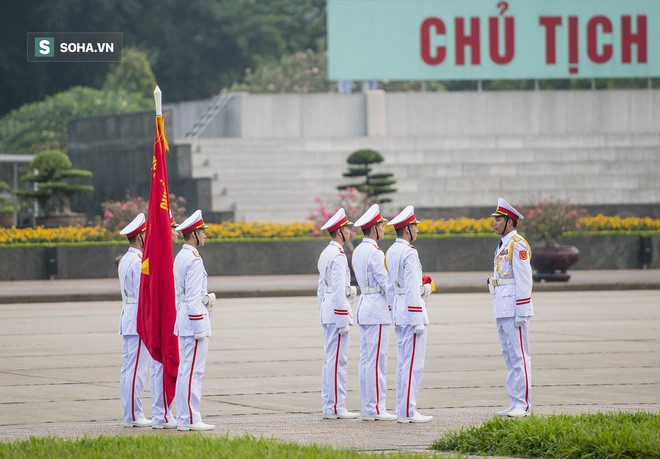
[393,214,417,229]
[126,222,147,239]
[327,216,348,233]
[495,206,519,221]
[182,218,205,235]
[360,213,383,229]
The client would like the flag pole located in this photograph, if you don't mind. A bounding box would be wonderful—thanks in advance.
[154,85,162,116]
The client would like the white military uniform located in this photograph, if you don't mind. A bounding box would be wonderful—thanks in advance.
[117,213,152,427]
[386,237,429,420]
[174,211,212,429]
[317,208,356,418]
[490,198,534,416]
[118,246,151,425]
[351,204,395,420]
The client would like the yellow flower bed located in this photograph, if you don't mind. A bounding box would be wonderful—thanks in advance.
[0,215,658,245]
[0,225,114,244]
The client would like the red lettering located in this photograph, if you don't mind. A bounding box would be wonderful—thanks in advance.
[489,16,514,65]
[587,16,613,64]
[420,17,446,65]
[622,15,647,63]
[455,17,480,65]
[539,16,562,64]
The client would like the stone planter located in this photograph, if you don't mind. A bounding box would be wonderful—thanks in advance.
[531,245,581,282]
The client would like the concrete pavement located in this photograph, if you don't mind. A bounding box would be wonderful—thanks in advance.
[0,269,658,304]
[0,289,658,452]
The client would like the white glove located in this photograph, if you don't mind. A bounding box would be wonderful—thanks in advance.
[420,284,431,301]
[515,316,528,328]
[346,286,357,302]
[203,293,216,306]
[194,332,207,341]
[203,293,216,313]
[413,324,425,335]
[338,326,350,336]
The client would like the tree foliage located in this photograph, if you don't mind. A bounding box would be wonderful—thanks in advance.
[103,48,157,99]
[0,86,151,154]
[14,150,93,216]
[337,149,397,204]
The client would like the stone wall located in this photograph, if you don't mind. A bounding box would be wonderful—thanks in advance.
[2,235,657,280]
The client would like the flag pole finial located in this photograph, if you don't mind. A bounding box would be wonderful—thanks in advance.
[154,85,162,116]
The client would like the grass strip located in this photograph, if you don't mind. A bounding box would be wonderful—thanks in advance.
[0,434,455,459]
[431,411,660,459]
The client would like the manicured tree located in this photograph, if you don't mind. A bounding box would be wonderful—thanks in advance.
[15,150,93,216]
[337,149,396,204]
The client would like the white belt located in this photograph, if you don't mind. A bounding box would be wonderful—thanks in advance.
[395,287,405,295]
[124,297,137,304]
[493,278,515,287]
[324,287,333,293]
[361,286,383,295]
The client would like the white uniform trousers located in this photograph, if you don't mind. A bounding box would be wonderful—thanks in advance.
[120,335,150,423]
[358,324,390,416]
[321,324,351,415]
[150,359,175,426]
[395,325,427,419]
[175,336,209,425]
[496,317,532,412]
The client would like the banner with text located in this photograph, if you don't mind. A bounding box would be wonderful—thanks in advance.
[327,0,659,80]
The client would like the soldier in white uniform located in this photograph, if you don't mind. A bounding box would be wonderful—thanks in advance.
[351,204,397,421]
[173,210,215,431]
[488,198,534,417]
[385,206,433,423]
[118,213,152,427]
[317,208,359,419]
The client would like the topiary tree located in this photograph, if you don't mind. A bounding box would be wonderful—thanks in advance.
[337,149,397,204]
[14,150,93,217]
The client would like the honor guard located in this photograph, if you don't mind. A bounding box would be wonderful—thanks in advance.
[317,208,359,419]
[351,204,397,421]
[488,198,534,417]
[118,213,152,427]
[385,206,433,423]
[173,210,215,431]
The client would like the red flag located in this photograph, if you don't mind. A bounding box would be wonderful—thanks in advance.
[137,113,178,408]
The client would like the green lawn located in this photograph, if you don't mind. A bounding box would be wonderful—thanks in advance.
[431,411,660,459]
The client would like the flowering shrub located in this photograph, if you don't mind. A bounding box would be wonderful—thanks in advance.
[101,194,187,233]
[307,187,376,236]
[519,200,588,247]
[579,215,660,232]
[205,222,315,239]
[418,217,492,235]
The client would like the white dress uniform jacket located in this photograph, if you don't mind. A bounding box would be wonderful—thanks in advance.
[317,240,353,328]
[493,230,534,319]
[118,247,142,336]
[174,244,211,338]
[385,239,428,326]
[353,238,391,325]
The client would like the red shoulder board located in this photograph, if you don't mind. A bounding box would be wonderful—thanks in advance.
[339,248,344,254]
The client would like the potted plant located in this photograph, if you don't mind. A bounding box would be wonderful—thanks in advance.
[521,200,586,282]
[14,149,93,227]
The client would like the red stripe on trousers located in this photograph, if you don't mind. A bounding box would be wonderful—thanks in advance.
[518,327,530,411]
[163,374,168,424]
[375,325,382,415]
[188,340,199,424]
[334,333,342,415]
[406,333,417,418]
[131,338,142,421]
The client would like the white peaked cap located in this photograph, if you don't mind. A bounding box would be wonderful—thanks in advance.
[387,205,420,229]
[491,197,524,221]
[320,208,352,232]
[354,204,387,229]
[175,209,209,235]
[120,213,147,238]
